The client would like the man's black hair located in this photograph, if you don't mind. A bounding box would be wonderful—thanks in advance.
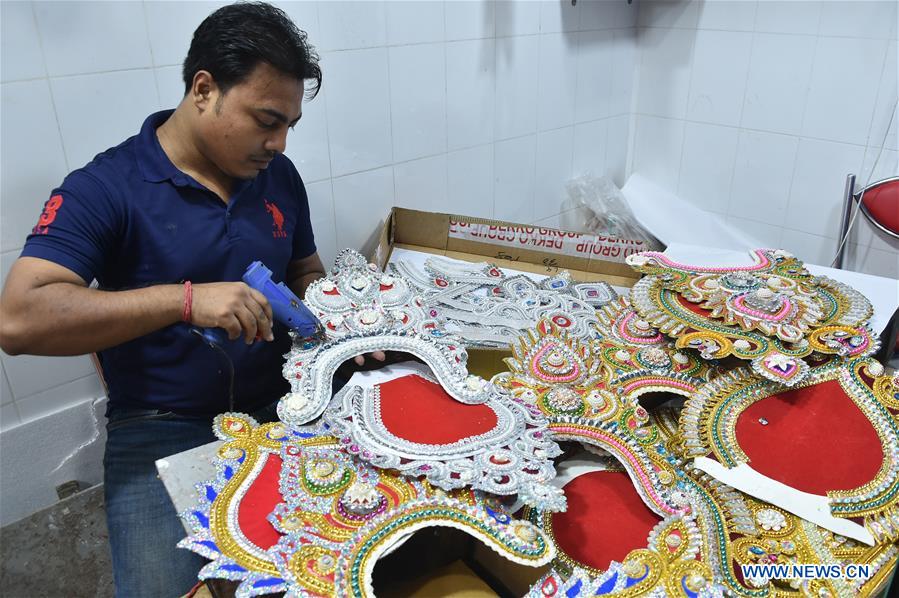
[183,2,321,99]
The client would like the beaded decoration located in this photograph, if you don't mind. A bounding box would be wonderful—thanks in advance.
[495,321,798,597]
[592,298,722,395]
[177,413,301,597]
[520,452,732,597]
[626,249,878,386]
[322,364,565,510]
[268,435,555,597]
[388,256,616,348]
[178,415,555,597]
[279,250,494,426]
[495,319,719,528]
[730,497,899,597]
[680,357,899,545]
[495,318,710,424]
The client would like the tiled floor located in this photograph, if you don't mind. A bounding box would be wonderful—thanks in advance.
[0,484,112,597]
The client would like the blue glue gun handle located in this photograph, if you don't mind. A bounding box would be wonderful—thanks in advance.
[243,261,321,337]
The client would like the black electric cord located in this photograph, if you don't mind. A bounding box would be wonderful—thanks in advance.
[190,328,236,413]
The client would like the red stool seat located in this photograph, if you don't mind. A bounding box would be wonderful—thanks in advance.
[861,180,899,235]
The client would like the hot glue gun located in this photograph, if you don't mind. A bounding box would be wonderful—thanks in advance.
[196,261,323,346]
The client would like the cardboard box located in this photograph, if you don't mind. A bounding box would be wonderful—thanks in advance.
[370,207,645,286]
[368,207,643,377]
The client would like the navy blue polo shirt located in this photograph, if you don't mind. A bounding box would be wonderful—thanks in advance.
[21,110,316,416]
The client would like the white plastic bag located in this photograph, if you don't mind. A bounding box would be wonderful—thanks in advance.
[560,173,663,250]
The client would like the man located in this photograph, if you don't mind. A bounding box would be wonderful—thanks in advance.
[0,3,364,596]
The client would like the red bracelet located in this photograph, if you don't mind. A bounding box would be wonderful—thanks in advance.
[182,280,193,323]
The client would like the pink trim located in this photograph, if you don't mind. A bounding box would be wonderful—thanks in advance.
[531,344,581,383]
[731,294,792,321]
[762,358,798,379]
[847,330,870,356]
[638,249,773,273]
[618,311,664,344]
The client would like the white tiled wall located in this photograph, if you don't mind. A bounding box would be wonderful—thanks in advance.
[0,0,638,434]
[631,0,899,278]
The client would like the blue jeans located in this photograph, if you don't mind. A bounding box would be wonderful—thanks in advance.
[104,403,279,598]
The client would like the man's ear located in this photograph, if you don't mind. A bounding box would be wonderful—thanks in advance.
[190,70,218,112]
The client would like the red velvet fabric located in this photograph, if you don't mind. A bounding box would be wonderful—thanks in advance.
[862,180,899,235]
[376,375,499,445]
[237,454,284,550]
[551,471,660,571]
[735,380,884,494]
[677,294,714,318]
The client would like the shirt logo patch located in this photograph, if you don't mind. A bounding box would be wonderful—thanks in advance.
[32,194,63,235]
[264,199,287,239]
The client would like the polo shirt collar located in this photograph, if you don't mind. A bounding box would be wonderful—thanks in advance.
[136,110,184,184]
[135,110,257,198]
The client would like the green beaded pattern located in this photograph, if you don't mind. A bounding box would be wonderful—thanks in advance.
[683,477,768,598]
[301,463,353,496]
[710,380,768,468]
[345,507,547,596]
[658,289,809,359]
[538,392,585,417]
[829,362,899,515]
[619,408,659,445]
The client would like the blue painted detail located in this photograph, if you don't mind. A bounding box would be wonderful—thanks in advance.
[565,578,583,597]
[253,577,285,588]
[220,563,247,573]
[595,573,618,595]
[224,466,234,480]
[199,540,220,552]
[623,566,649,588]
[484,505,510,524]
[681,577,699,598]
[205,485,217,502]
[194,511,209,528]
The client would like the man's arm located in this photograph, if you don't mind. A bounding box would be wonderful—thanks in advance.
[285,252,326,298]
[0,257,274,356]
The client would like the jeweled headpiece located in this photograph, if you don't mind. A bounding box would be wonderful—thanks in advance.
[728,494,899,596]
[178,414,555,597]
[495,316,712,424]
[626,249,878,386]
[278,250,495,426]
[388,256,616,347]
[679,357,899,545]
[518,434,755,597]
[321,362,565,510]
[592,298,723,395]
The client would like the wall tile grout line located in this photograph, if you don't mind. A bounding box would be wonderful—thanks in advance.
[11,371,101,410]
[631,111,886,150]
[140,0,163,109]
[29,2,70,174]
[310,1,339,255]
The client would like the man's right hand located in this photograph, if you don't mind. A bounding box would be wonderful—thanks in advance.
[0,257,279,356]
[190,282,274,344]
